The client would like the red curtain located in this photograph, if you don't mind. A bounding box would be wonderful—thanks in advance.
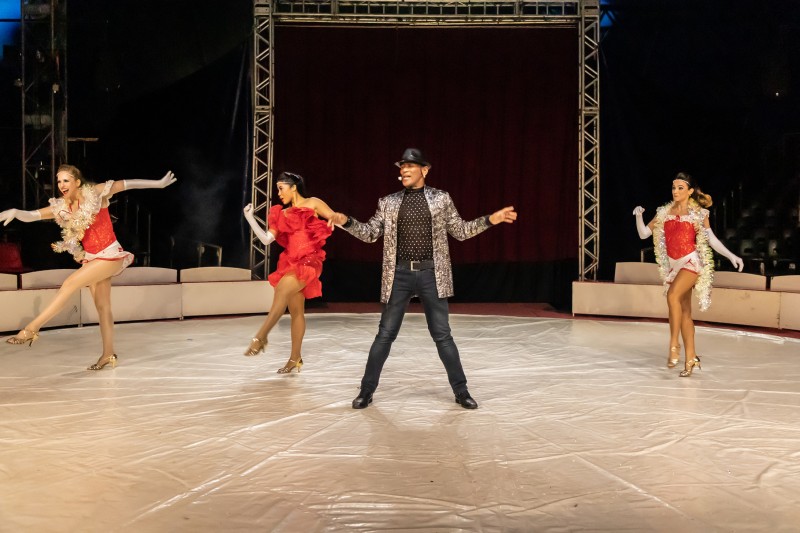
[272,26,578,302]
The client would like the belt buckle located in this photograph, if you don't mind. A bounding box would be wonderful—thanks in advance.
[410,260,420,271]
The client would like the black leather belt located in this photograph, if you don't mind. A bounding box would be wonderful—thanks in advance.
[396,259,435,271]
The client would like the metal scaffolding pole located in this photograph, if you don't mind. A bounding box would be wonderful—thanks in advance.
[251,1,275,280]
[19,0,68,210]
[250,0,600,281]
[578,0,599,280]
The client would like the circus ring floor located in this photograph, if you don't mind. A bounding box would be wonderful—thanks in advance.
[1,309,799,532]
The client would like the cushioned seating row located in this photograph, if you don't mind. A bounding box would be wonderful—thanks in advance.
[180,267,272,317]
[0,267,274,333]
[573,263,800,330]
[0,273,16,291]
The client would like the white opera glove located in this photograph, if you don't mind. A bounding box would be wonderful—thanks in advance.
[0,208,42,226]
[633,206,652,239]
[706,228,744,272]
[123,171,177,190]
[243,204,275,246]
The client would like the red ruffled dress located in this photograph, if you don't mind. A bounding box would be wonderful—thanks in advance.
[267,205,332,299]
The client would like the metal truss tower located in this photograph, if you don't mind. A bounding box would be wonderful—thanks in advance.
[251,0,600,280]
[578,0,599,280]
[19,0,68,209]
[251,2,275,280]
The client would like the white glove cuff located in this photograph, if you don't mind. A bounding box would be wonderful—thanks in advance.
[258,229,275,246]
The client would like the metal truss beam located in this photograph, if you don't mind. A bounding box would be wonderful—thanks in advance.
[271,0,579,25]
[250,3,275,280]
[20,0,68,210]
[578,0,599,280]
[251,0,600,282]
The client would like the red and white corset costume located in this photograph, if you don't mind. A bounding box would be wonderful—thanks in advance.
[663,215,701,282]
[49,180,133,275]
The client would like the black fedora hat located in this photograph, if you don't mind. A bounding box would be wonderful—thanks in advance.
[394,147,431,168]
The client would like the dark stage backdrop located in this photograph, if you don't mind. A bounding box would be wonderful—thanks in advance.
[271,26,579,306]
[7,11,580,307]
[599,2,800,280]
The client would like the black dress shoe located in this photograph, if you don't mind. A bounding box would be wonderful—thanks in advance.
[352,390,374,409]
[455,391,478,409]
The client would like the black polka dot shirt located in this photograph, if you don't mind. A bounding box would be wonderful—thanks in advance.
[397,187,434,261]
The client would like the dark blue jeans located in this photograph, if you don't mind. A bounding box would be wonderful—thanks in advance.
[360,266,468,394]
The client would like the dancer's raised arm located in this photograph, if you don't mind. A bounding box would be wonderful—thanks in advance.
[301,197,341,224]
[0,206,53,226]
[243,203,275,245]
[100,170,177,197]
[632,206,654,239]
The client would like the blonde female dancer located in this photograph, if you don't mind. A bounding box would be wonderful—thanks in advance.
[633,172,743,377]
[0,164,176,370]
[242,172,338,374]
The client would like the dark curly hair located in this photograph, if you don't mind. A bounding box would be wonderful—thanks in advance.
[276,171,306,197]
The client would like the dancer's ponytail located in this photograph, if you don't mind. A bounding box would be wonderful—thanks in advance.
[673,172,712,208]
[693,187,713,208]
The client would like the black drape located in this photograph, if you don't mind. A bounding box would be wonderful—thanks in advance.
[599,1,800,280]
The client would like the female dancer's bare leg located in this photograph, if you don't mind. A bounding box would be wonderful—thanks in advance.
[87,276,117,369]
[679,284,697,359]
[7,260,123,344]
[244,274,306,356]
[667,269,701,375]
[665,269,698,367]
[276,290,307,373]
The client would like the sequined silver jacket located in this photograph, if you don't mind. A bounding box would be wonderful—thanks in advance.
[344,186,491,303]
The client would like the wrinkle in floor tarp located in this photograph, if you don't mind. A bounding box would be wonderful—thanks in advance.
[1,314,799,532]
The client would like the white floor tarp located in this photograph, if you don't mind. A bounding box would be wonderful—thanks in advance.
[1,314,799,532]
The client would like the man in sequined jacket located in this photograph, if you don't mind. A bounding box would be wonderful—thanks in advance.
[330,148,517,410]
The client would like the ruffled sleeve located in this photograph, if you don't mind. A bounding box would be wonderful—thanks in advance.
[267,204,283,228]
[82,184,104,216]
[48,197,68,227]
[99,180,115,200]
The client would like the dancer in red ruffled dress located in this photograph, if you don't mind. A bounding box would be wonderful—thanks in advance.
[0,164,176,370]
[242,172,338,373]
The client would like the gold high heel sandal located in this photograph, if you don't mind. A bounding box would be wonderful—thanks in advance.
[668,344,681,368]
[88,354,117,371]
[244,337,267,357]
[277,356,303,374]
[6,329,39,347]
[679,355,701,377]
